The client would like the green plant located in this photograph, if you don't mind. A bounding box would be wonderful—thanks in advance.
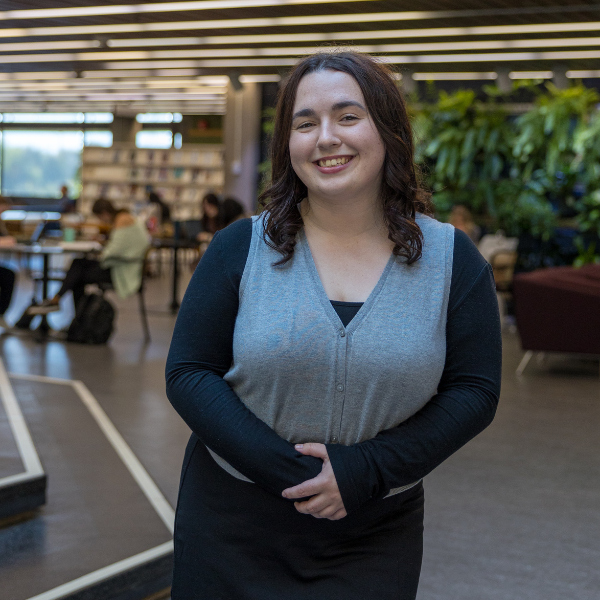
[494,172,557,240]
[257,107,276,197]
[417,87,514,221]
[513,83,599,179]
[573,238,600,267]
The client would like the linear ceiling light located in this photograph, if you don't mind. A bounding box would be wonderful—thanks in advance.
[0,0,369,21]
[2,11,600,39]
[0,40,100,51]
[0,80,227,90]
[509,71,554,79]
[108,22,600,47]
[567,70,600,77]
[8,37,600,65]
[240,74,281,83]
[0,71,75,80]
[82,69,204,79]
[412,72,498,80]
[98,50,600,69]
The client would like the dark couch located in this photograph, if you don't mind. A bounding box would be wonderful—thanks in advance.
[513,265,600,355]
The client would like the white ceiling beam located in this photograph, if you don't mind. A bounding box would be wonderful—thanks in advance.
[97,50,600,70]
[106,22,600,47]
[1,11,598,39]
[3,37,600,65]
[0,0,369,21]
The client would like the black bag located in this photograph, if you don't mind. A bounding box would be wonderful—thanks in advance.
[67,292,116,344]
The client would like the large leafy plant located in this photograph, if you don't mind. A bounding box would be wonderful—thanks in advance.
[419,89,514,220]
[416,82,600,249]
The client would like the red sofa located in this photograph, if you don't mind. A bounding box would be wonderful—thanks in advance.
[513,265,600,355]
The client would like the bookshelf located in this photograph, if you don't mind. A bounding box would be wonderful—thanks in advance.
[80,142,225,220]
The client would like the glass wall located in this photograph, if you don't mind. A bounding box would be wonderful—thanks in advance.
[0,114,113,199]
[1,130,84,198]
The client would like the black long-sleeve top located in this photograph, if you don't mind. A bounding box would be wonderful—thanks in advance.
[166,218,502,514]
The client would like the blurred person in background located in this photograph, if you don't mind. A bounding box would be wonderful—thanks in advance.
[197,192,224,243]
[0,198,16,329]
[449,204,481,243]
[222,197,246,226]
[148,190,172,233]
[29,199,149,316]
[58,184,77,214]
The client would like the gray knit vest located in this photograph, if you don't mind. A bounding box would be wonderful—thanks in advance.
[209,213,454,496]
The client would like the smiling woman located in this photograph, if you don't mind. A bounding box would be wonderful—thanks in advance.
[166,50,502,600]
[262,51,433,266]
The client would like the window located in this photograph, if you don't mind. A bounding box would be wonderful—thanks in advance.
[1,130,83,198]
[84,130,113,147]
[136,112,182,123]
[135,130,173,149]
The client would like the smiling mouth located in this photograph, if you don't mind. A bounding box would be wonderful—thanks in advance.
[315,156,353,168]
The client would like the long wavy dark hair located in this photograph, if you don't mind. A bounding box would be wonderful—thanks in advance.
[259,51,433,265]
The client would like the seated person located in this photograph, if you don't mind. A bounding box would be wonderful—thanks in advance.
[222,197,246,226]
[449,204,481,243]
[29,199,150,315]
[196,193,224,243]
[0,199,16,329]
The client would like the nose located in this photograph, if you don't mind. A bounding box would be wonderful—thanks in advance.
[316,120,341,150]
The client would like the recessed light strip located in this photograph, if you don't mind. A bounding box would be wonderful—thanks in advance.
[0,71,276,83]
[98,50,600,69]
[509,71,553,79]
[1,11,600,39]
[412,72,498,80]
[107,24,600,47]
[567,69,600,78]
[0,0,370,21]
[0,40,101,51]
[5,38,600,64]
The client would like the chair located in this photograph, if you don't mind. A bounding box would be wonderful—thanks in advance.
[489,250,518,326]
[98,249,152,343]
[513,264,600,375]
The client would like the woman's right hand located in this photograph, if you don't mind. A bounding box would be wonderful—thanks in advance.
[281,443,347,520]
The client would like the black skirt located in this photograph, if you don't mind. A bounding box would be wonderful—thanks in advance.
[172,435,424,600]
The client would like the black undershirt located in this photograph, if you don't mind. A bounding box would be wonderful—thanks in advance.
[166,219,502,514]
[330,300,363,327]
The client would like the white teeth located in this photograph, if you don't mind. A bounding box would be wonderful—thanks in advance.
[318,157,350,167]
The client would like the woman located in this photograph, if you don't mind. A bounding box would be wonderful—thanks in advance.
[449,204,482,243]
[0,199,16,329]
[196,192,223,243]
[166,51,501,599]
[29,198,149,315]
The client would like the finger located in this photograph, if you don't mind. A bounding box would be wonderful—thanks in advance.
[311,504,340,519]
[282,474,327,499]
[294,501,328,519]
[328,508,347,521]
[294,443,329,460]
[297,494,333,515]
[293,500,313,515]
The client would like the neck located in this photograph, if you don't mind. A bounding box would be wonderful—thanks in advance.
[300,193,385,239]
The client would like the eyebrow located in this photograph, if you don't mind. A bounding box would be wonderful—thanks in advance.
[292,100,366,120]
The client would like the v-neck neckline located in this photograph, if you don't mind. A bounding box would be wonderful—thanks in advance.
[298,228,396,333]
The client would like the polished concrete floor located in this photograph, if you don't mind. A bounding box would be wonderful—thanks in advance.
[1,261,599,599]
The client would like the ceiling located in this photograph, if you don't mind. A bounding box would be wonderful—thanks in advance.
[0,0,599,114]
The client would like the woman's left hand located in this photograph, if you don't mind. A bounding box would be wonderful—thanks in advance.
[282,443,347,520]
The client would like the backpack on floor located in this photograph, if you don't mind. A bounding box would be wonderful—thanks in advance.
[67,292,116,344]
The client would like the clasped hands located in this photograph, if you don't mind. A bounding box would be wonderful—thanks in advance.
[281,443,347,521]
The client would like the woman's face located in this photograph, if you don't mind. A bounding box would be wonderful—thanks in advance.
[289,69,386,205]
[203,200,219,218]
